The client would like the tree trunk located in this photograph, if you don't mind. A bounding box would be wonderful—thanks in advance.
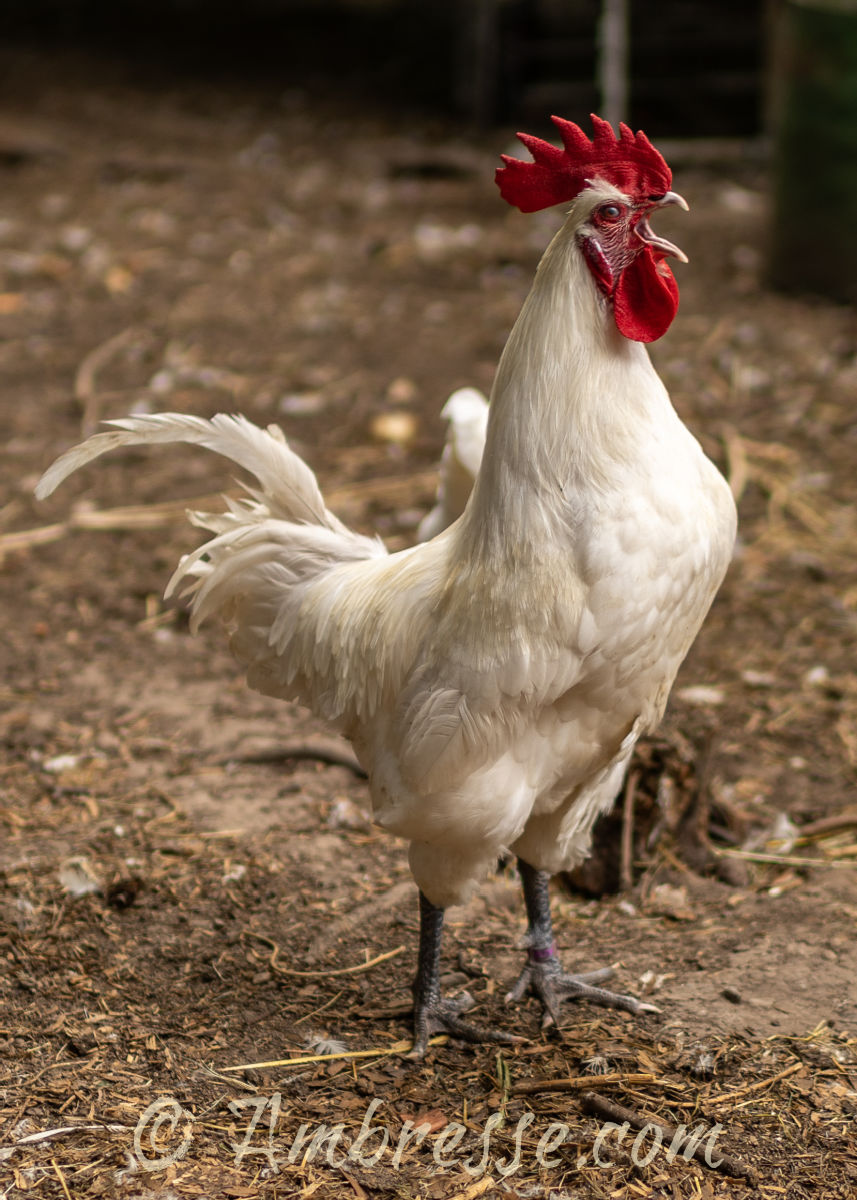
[768,0,857,302]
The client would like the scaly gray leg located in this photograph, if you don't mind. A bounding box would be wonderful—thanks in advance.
[507,859,659,1027]
[410,891,523,1057]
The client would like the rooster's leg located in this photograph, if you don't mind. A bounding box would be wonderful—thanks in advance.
[410,891,522,1057]
[507,859,658,1027]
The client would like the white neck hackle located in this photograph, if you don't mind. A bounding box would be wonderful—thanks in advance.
[461,187,675,555]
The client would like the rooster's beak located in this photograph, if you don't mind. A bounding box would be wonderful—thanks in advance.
[657,191,689,212]
[635,192,689,263]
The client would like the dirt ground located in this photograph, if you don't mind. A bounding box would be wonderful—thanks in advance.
[1,42,857,1200]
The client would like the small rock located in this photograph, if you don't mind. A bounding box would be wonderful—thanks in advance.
[741,670,776,688]
[646,882,695,921]
[386,376,418,405]
[59,856,101,898]
[676,684,725,707]
[722,985,742,1004]
[279,390,326,416]
[371,410,417,445]
[327,797,368,830]
[44,753,82,773]
[59,224,93,253]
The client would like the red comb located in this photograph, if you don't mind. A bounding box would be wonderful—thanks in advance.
[496,114,672,213]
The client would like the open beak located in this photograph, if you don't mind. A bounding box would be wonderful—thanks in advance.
[658,191,689,212]
[635,191,689,263]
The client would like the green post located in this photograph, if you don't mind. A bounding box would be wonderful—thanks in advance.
[768,0,857,302]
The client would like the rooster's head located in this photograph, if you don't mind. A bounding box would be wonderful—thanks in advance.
[495,115,687,343]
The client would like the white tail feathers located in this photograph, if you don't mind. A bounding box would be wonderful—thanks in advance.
[35,413,387,711]
[36,412,344,532]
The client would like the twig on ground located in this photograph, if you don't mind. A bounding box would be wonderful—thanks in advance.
[13,468,437,562]
[3,1124,128,1150]
[619,769,638,892]
[324,469,437,511]
[722,422,749,502]
[707,1060,803,1107]
[50,1158,73,1200]
[448,1179,494,1200]
[512,1072,656,1096]
[581,1090,754,1179]
[303,880,415,964]
[714,847,856,868]
[242,931,405,978]
[216,737,366,778]
[223,1036,446,1072]
[0,496,224,562]
[74,326,154,436]
[797,810,857,841]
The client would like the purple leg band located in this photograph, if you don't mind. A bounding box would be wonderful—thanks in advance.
[528,941,557,963]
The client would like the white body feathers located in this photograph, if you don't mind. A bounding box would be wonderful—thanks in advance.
[38,195,736,908]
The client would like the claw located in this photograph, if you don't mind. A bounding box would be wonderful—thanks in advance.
[507,957,659,1028]
[513,862,660,1030]
[505,974,529,1005]
[410,891,528,1057]
[408,994,526,1058]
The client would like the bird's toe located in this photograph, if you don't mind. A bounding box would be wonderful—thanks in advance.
[409,994,525,1058]
[508,955,659,1027]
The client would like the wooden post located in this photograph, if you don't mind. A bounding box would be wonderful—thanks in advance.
[599,0,630,128]
[768,0,857,301]
[458,0,501,128]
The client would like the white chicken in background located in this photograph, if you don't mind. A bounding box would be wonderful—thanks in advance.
[37,116,737,1056]
[417,387,489,543]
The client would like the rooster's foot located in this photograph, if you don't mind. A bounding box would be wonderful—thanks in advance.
[506,951,659,1028]
[409,991,523,1058]
[410,890,525,1057]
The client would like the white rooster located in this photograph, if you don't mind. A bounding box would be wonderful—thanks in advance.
[417,387,489,543]
[37,116,736,1055]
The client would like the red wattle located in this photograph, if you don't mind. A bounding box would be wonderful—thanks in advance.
[613,248,679,343]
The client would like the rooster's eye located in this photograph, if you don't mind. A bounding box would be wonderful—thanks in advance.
[598,203,622,221]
